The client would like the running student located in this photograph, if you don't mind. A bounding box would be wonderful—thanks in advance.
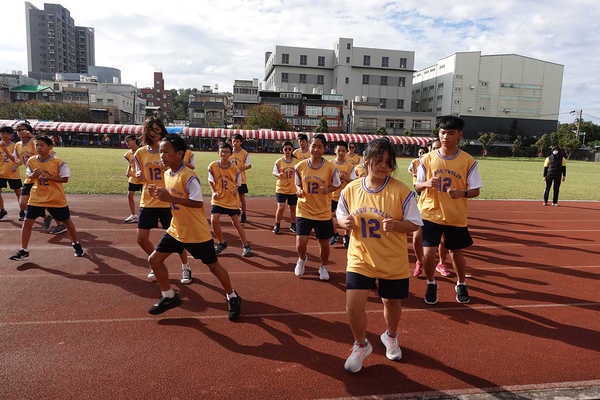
[9,135,84,261]
[329,141,357,248]
[0,126,22,221]
[134,117,190,283]
[415,116,482,304]
[208,142,251,257]
[408,147,427,275]
[230,134,251,223]
[272,140,298,234]
[293,133,310,161]
[414,139,451,277]
[337,138,422,373]
[123,134,143,224]
[346,142,361,166]
[294,133,341,281]
[146,134,241,319]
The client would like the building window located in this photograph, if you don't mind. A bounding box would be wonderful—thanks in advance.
[523,84,542,89]
[346,56,350,63]
[438,83,444,88]
[480,94,491,98]
[363,55,370,66]
[148,101,154,106]
[380,76,388,86]
[323,107,339,116]
[300,55,307,65]
[345,77,349,84]
[347,43,351,49]
[318,56,325,66]
[299,74,306,84]
[358,118,377,129]
[362,75,369,85]
[453,100,461,104]
[456,75,463,79]
[163,94,167,99]
[501,83,520,88]
[380,98,386,108]
[481,81,489,86]
[397,99,404,109]
[400,58,407,68]
[282,73,288,83]
[156,89,160,93]
[398,77,405,87]
[282,53,289,64]
[317,75,324,85]
[386,119,404,129]
[480,107,486,110]
[412,120,431,130]
[306,106,322,116]
[455,87,462,91]
[382,57,389,67]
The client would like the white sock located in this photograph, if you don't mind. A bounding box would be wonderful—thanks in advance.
[427,279,436,285]
[227,291,237,300]
[162,288,175,298]
[22,248,28,252]
[457,282,466,287]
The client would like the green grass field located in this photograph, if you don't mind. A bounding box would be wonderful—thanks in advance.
[6,148,600,200]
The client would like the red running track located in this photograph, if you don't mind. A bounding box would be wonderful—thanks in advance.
[1,196,600,399]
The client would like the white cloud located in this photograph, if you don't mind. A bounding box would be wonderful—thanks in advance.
[2,0,599,123]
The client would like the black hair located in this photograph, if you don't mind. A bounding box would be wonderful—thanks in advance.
[311,133,327,146]
[16,121,34,133]
[297,133,308,141]
[438,115,465,131]
[34,134,54,146]
[282,140,294,148]
[232,133,244,142]
[362,138,397,172]
[125,134,138,141]
[141,116,167,145]
[335,140,348,150]
[219,142,233,152]
[419,146,428,153]
[161,134,188,156]
[0,125,14,134]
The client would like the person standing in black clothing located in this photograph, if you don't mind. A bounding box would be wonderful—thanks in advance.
[543,146,566,206]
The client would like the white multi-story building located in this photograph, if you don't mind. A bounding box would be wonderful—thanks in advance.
[264,38,415,132]
[412,51,564,140]
[232,79,260,127]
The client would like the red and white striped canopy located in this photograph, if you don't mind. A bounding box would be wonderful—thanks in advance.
[0,120,430,146]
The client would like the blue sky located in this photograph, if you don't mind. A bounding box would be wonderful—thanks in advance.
[2,0,599,124]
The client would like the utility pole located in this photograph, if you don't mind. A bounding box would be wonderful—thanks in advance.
[570,109,583,143]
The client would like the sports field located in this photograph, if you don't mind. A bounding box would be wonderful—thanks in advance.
[5,147,600,200]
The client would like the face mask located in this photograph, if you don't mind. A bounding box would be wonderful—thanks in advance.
[553,151,559,155]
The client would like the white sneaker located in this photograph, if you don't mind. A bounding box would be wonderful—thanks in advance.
[181,266,192,284]
[148,270,156,280]
[380,331,403,361]
[294,254,307,276]
[344,340,373,373]
[318,266,330,281]
[125,215,138,223]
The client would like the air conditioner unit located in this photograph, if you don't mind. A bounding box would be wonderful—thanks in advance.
[470,85,475,89]
[504,109,510,113]
[468,107,473,112]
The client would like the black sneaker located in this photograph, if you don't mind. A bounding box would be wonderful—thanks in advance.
[19,210,26,221]
[9,249,29,261]
[240,212,247,223]
[342,235,350,248]
[456,285,470,303]
[43,215,53,230]
[290,223,296,233]
[148,293,182,315]
[227,292,242,321]
[73,242,84,257]
[425,282,439,305]
[215,241,227,255]
[0,209,8,221]
[50,224,67,235]
[329,232,340,245]
[242,245,251,257]
[272,223,280,234]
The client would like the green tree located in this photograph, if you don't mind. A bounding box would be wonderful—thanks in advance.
[314,117,329,133]
[430,128,439,138]
[0,100,92,122]
[552,123,581,159]
[243,104,290,130]
[511,139,520,157]
[478,132,497,152]
[403,129,412,136]
[534,133,550,155]
[375,126,388,136]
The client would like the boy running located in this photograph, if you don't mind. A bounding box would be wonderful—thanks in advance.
[293,133,310,161]
[415,116,482,304]
[272,140,298,234]
[208,142,251,257]
[329,141,357,247]
[9,135,84,261]
[294,134,341,280]
[123,134,143,223]
[0,126,22,221]
[230,134,251,223]
[146,134,241,319]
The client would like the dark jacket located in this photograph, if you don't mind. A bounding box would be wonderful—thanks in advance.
[544,147,566,178]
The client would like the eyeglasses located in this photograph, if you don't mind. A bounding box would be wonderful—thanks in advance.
[16,128,29,132]
[349,147,355,149]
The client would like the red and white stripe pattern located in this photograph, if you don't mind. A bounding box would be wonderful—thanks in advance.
[0,120,429,145]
